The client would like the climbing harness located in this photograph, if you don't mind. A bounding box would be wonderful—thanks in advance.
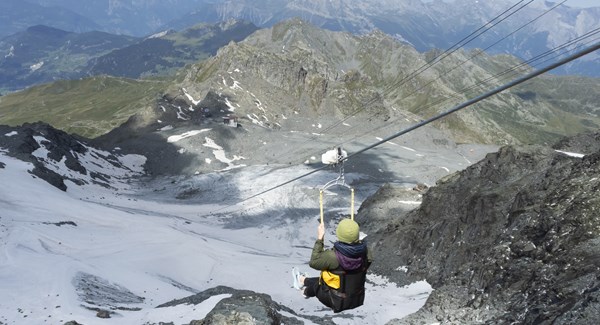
[319,147,355,224]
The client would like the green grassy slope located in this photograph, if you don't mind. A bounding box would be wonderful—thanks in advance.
[0,76,168,138]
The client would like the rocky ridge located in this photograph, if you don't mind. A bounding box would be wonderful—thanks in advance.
[166,0,600,78]
[2,19,598,146]
[357,131,600,324]
[0,122,145,191]
[167,19,600,147]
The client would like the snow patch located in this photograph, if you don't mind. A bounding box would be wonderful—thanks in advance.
[5,45,14,58]
[555,150,584,158]
[251,93,266,113]
[224,97,236,112]
[247,114,265,127]
[230,80,243,91]
[396,266,408,272]
[376,137,399,146]
[167,129,211,143]
[147,30,169,39]
[4,131,18,137]
[173,104,190,120]
[182,88,201,106]
[203,137,246,171]
[30,61,44,72]
[365,274,432,323]
[398,200,422,205]
[139,294,231,323]
[30,135,145,189]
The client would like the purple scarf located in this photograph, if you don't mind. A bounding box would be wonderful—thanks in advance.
[334,241,367,271]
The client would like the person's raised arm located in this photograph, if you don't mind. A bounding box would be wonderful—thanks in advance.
[309,222,338,270]
[317,222,325,241]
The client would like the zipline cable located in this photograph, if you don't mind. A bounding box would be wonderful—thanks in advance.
[284,32,596,186]
[343,41,600,161]
[332,28,600,148]
[385,0,535,92]
[211,41,600,213]
[395,0,569,103]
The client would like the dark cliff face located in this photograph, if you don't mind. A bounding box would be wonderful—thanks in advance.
[0,122,143,191]
[0,122,89,190]
[360,132,600,324]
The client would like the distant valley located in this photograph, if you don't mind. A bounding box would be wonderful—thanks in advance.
[0,19,598,151]
[3,0,599,77]
[0,20,258,93]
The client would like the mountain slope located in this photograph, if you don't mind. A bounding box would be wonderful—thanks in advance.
[0,25,139,93]
[0,119,447,324]
[26,0,208,37]
[5,1,598,77]
[0,0,101,39]
[85,20,259,79]
[1,19,598,146]
[358,131,600,324]
[173,19,600,145]
[0,20,258,93]
[162,0,600,77]
[1,111,596,324]
[0,76,169,138]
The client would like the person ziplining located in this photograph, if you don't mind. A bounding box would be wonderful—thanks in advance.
[292,148,372,313]
[293,218,372,313]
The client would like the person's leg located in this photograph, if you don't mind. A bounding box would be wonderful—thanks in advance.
[302,277,319,297]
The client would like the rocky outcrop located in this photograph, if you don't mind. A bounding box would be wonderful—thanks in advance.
[0,122,145,190]
[174,18,600,147]
[157,286,335,325]
[360,132,600,324]
[0,122,87,190]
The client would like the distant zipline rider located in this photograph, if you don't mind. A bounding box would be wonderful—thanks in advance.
[319,147,354,223]
[292,148,372,313]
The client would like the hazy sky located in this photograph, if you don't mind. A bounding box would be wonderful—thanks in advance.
[564,0,598,7]
[423,0,598,8]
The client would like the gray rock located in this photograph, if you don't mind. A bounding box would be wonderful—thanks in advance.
[96,309,110,318]
[0,122,88,190]
[362,133,600,324]
[158,286,335,325]
[73,272,144,308]
[63,321,83,325]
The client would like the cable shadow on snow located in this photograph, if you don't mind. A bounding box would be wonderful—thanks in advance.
[210,150,416,230]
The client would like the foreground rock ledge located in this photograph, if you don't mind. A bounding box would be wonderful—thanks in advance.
[360,132,600,324]
[156,286,337,325]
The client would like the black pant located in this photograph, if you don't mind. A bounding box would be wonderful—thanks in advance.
[303,277,320,297]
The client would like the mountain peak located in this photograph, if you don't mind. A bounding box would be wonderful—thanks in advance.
[26,24,72,37]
